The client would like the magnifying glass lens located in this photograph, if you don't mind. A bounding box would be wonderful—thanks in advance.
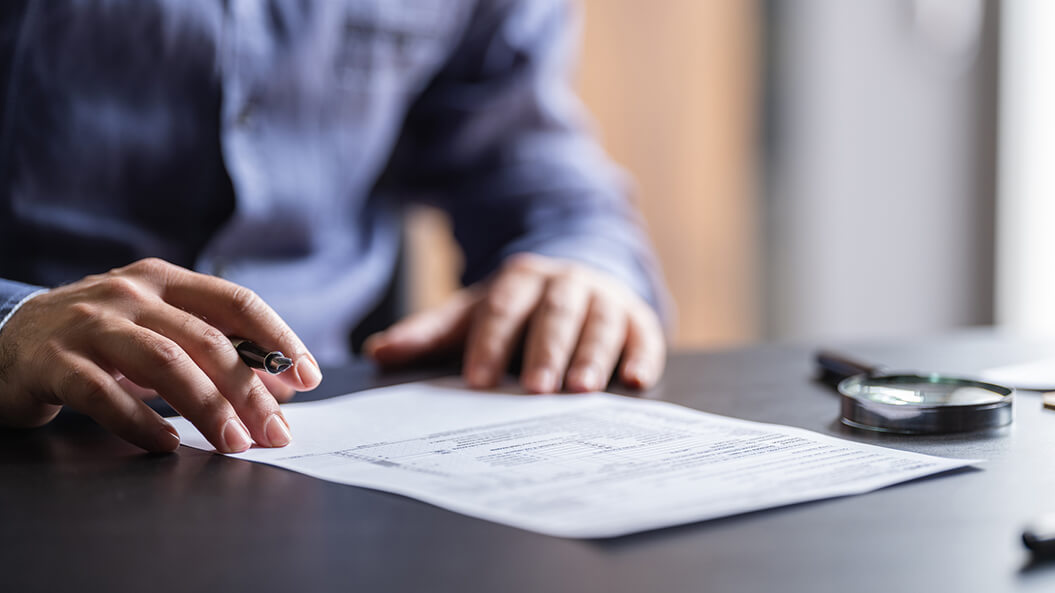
[851,382,1006,406]
[838,374,1013,434]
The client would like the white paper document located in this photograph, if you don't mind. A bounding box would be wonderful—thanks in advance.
[981,357,1055,391]
[169,380,977,538]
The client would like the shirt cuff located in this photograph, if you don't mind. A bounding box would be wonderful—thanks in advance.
[0,283,48,336]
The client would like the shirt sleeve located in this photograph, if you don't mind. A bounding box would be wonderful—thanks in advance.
[378,0,672,321]
[0,279,47,336]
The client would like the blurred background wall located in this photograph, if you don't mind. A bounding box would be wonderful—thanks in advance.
[406,0,1028,349]
[764,0,999,341]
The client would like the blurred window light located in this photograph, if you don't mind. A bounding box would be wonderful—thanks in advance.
[997,0,1055,335]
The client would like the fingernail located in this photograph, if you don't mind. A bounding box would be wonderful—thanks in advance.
[160,422,181,451]
[529,368,557,393]
[221,418,253,453]
[468,364,492,387]
[624,362,650,388]
[265,413,292,447]
[297,357,323,388]
[578,367,600,392]
[362,333,384,356]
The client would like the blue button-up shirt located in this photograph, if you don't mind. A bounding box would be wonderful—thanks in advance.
[0,0,666,364]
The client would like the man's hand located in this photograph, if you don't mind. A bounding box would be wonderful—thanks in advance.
[0,258,322,453]
[365,253,666,393]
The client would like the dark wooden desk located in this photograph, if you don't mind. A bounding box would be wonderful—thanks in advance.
[5,332,1055,593]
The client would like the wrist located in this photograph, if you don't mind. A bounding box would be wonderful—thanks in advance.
[0,287,49,337]
[0,288,60,428]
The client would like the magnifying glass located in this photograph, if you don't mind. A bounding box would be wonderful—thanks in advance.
[815,351,1014,434]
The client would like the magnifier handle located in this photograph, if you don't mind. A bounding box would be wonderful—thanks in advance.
[815,350,884,388]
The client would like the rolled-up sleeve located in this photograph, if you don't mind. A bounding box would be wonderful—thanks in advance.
[379,0,671,320]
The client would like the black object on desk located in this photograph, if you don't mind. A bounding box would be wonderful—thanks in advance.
[814,350,1014,434]
[1023,515,1055,558]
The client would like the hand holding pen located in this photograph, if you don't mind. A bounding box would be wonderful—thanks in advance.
[0,258,322,453]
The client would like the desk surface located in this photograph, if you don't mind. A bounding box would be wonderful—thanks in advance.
[5,332,1055,592]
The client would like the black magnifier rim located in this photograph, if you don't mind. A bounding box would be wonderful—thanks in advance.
[837,373,1014,434]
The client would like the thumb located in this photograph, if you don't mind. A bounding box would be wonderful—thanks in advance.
[363,290,476,367]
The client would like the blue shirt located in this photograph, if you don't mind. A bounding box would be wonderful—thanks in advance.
[0,0,666,364]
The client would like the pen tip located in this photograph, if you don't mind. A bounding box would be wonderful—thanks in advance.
[267,356,294,375]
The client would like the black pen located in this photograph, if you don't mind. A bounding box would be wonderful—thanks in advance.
[230,338,293,375]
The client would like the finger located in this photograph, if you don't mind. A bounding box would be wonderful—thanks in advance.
[520,274,591,393]
[463,266,547,388]
[565,295,628,393]
[91,321,254,453]
[364,290,476,367]
[126,260,321,391]
[259,371,296,403]
[462,266,544,388]
[114,373,159,400]
[52,353,180,453]
[618,309,667,390]
[136,307,292,447]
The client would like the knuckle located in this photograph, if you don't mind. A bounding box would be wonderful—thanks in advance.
[245,382,278,410]
[273,327,299,353]
[81,272,107,286]
[149,340,187,371]
[539,289,575,317]
[554,266,583,284]
[591,299,624,328]
[66,302,100,325]
[57,364,84,395]
[481,291,519,320]
[62,367,107,405]
[132,257,168,274]
[504,253,543,273]
[574,327,606,352]
[78,377,110,405]
[600,291,630,315]
[228,285,263,317]
[98,277,147,303]
[572,349,600,369]
[471,336,503,363]
[43,336,72,359]
[121,258,177,288]
[533,341,564,366]
[189,396,229,424]
[196,326,232,357]
[579,326,626,360]
[630,308,664,342]
[37,339,65,367]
